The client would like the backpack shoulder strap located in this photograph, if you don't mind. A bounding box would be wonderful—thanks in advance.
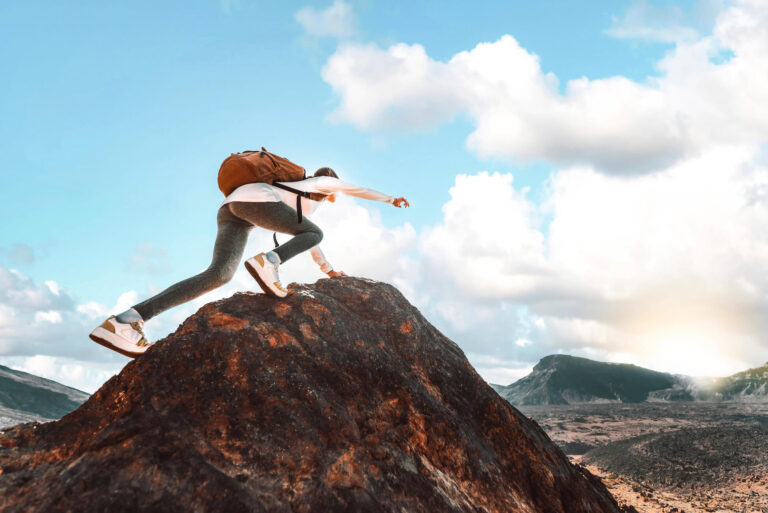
[271,182,312,223]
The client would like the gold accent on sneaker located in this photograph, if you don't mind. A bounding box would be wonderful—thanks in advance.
[273,282,288,293]
[256,253,266,266]
[101,317,117,334]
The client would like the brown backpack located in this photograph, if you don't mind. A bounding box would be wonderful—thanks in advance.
[218,147,306,196]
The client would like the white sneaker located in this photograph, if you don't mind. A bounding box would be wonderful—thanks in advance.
[90,316,151,358]
[244,252,289,298]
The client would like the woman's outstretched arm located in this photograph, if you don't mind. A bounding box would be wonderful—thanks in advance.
[311,177,404,205]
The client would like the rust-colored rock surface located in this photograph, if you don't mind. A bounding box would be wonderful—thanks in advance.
[0,278,620,513]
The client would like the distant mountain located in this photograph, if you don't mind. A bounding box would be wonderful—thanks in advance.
[0,364,89,428]
[696,362,768,402]
[493,355,687,405]
[493,355,768,405]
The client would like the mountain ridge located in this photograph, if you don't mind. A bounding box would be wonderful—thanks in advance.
[0,364,89,427]
[493,355,768,406]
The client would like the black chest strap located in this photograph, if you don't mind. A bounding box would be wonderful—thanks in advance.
[271,182,312,223]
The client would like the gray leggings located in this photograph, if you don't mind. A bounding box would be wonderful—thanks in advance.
[133,201,323,321]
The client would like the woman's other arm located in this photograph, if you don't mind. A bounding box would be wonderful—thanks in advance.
[310,246,346,277]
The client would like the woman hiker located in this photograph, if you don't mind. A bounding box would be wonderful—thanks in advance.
[89,149,409,358]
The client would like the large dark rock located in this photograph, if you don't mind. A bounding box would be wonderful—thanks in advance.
[0,278,620,513]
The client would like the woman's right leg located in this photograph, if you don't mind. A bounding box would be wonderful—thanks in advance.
[132,205,252,321]
[227,201,323,263]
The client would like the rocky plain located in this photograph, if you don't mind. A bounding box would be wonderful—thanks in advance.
[519,402,768,513]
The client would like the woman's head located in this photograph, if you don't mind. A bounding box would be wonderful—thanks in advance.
[314,167,339,179]
[311,167,339,202]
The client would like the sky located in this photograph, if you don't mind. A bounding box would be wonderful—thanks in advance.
[2,0,768,393]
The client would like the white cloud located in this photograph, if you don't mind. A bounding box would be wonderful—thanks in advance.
[323,42,463,131]
[296,1,356,39]
[308,195,417,288]
[44,280,61,295]
[34,311,62,324]
[4,355,121,394]
[605,0,700,43]
[321,1,768,175]
[419,172,547,300]
[465,353,534,385]
[0,264,146,367]
[413,146,768,381]
[76,302,109,320]
[311,1,768,382]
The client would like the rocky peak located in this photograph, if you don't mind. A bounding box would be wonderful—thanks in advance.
[0,278,620,512]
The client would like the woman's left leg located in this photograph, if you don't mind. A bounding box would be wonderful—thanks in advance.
[227,201,323,263]
[227,200,323,297]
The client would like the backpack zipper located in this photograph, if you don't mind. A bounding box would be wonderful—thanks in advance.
[239,149,279,169]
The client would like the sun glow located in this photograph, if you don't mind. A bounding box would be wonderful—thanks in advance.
[609,292,759,377]
[640,329,745,377]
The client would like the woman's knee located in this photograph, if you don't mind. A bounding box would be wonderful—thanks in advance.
[297,227,322,248]
[310,226,323,245]
[207,266,236,287]
[299,222,322,240]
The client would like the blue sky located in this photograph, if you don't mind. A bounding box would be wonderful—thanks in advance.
[0,0,690,303]
[5,0,768,392]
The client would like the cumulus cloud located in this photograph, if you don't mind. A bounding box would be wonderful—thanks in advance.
[419,172,547,300]
[0,266,131,361]
[323,42,464,130]
[466,353,534,386]
[296,1,356,39]
[322,1,768,175]
[313,0,768,382]
[0,265,135,391]
[415,146,768,380]
[307,194,417,291]
[4,355,121,394]
[0,259,241,392]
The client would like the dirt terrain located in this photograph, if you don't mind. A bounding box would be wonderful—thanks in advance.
[519,402,768,513]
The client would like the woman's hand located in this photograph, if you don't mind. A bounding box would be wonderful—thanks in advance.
[392,197,410,208]
[327,270,347,278]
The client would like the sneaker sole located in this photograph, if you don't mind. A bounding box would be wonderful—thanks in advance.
[244,258,287,298]
[89,327,145,358]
